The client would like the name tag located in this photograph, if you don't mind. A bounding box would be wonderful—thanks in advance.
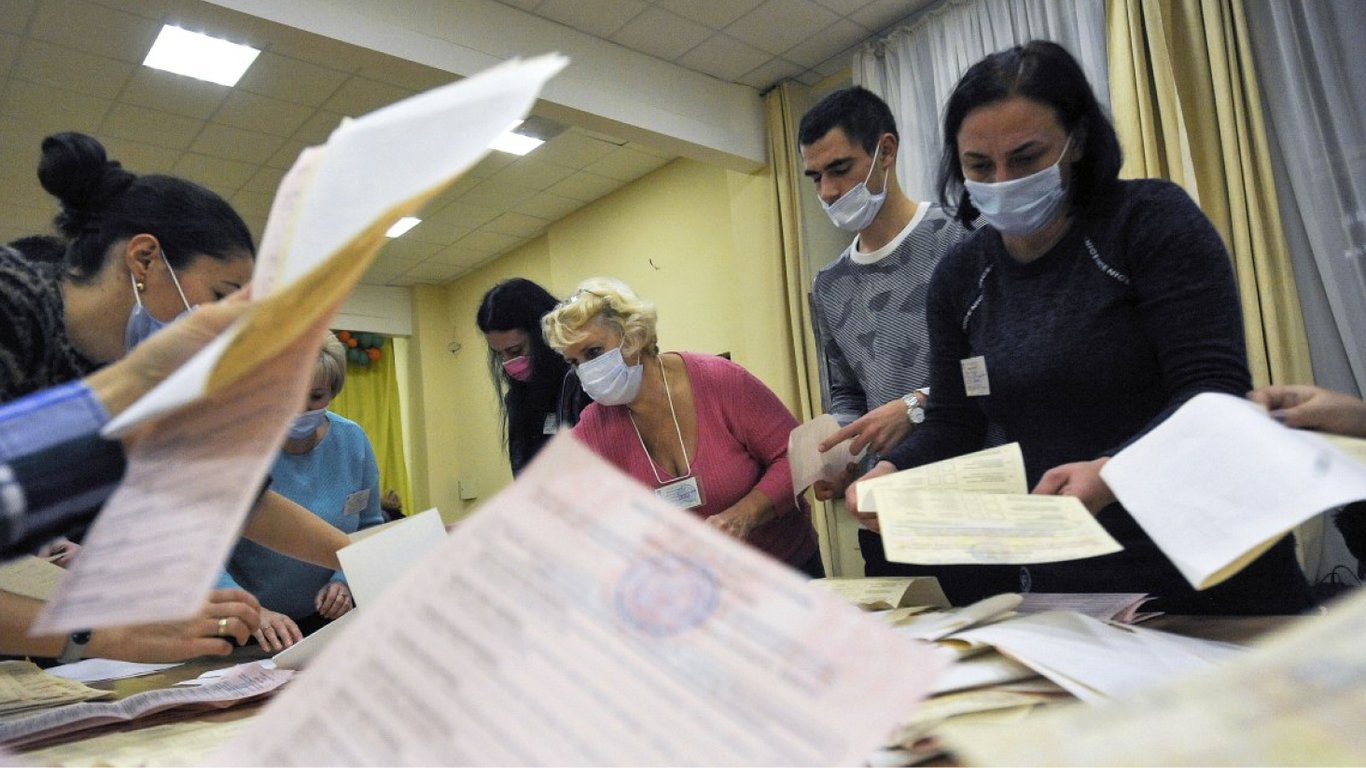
[961,356,990,397]
[343,489,371,517]
[543,413,559,435]
[654,476,704,510]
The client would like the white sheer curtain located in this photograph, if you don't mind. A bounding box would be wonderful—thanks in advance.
[1244,0,1366,399]
[852,0,1108,202]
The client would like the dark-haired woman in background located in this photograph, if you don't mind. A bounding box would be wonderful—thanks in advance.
[846,41,1312,615]
[0,132,253,400]
[476,278,590,474]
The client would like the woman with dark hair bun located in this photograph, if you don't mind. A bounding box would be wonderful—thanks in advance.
[847,41,1313,615]
[476,278,589,474]
[0,131,255,401]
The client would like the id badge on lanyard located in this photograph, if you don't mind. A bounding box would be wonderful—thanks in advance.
[655,476,704,510]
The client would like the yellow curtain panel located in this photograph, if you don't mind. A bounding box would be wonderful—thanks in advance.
[331,337,413,518]
[1107,0,1312,389]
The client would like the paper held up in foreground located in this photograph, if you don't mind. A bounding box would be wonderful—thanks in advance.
[107,54,569,433]
[211,435,946,766]
[1101,392,1366,589]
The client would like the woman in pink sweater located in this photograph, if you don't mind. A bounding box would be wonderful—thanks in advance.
[543,278,822,577]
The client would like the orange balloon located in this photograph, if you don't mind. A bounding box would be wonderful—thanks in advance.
[367,347,382,361]
[337,330,352,341]
[346,337,359,348]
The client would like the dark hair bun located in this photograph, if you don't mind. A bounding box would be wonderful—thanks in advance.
[38,132,136,236]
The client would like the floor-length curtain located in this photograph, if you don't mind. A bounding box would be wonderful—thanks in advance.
[331,337,413,518]
[1107,0,1312,391]
[853,0,1108,202]
[1242,0,1366,399]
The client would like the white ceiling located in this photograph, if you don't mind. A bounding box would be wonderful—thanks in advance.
[0,0,936,286]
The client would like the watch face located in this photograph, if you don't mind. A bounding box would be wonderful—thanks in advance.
[909,407,925,424]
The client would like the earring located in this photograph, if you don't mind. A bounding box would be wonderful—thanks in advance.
[135,281,145,292]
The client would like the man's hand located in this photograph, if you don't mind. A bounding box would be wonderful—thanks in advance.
[1249,384,1366,438]
[254,608,303,653]
[1032,457,1116,514]
[819,398,915,458]
[844,460,898,533]
[315,581,354,619]
[812,462,858,501]
[37,537,81,567]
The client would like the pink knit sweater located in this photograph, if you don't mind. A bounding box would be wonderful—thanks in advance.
[571,352,817,567]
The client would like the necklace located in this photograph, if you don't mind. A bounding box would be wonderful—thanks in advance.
[627,356,692,483]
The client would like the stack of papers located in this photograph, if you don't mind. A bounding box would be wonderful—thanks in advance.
[0,662,110,717]
[810,576,950,611]
[857,445,1122,565]
[1016,593,1159,624]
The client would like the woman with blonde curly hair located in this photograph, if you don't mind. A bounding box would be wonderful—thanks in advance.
[544,277,821,576]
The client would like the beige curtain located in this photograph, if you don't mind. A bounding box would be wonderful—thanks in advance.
[1108,0,1320,575]
[1107,0,1312,390]
[764,82,823,424]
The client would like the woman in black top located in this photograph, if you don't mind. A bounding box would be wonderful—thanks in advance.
[476,278,589,474]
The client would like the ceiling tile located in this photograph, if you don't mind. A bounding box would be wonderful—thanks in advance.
[812,0,878,16]
[430,241,481,264]
[626,140,677,159]
[518,191,584,222]
[495,0,545,12]
[496,157,578,191]
[355,56,456,92]
[546,171,621,203]
[323,75,414,116]
[726,0,839,55]
[12,39,132,100]
[191,122,286,164]
[425,200,501,230]
[457,229,523,257]
[214,90,316,138]
[378,237,442,262]
[121,67,231,120]
[535,0,646,38]
[484,211,550,239]
[403,261,462,283]
[432,174,481,203]
[101,101,204,150]
[736,57,802,90]
[0,31,17,73]
[172,152,256,190]
[402,219,471,246]
[654,0,764,29]
[0,79,109,131]
[458,178,538,209]
[676,34,770,82]
[242,165,286,195]
[794,69,827,86]
[611,8,711,62]
[29,0,155,64]
[273,26,367,73]
[229,188,275,221]
[98,136,180,174]
[236,51,349,109]
[783,19,867,68]
[286,109,345,145]
[265,138,309,170]
[0,1,35,35]
[592,147,669,182]
[533,130,619,169]
[468,151,516,178]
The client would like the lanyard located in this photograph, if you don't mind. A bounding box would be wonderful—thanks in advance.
[627,356,692,484]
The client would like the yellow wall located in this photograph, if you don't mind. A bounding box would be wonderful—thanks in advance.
[408,157,792,519]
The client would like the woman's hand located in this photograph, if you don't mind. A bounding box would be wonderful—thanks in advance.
[89,588,261,662]
[1032,457,1117,514]
[37,537,82,567]
[1249,384,1366,438]
[254,608,303,653]
[845,460,898,533]
[315,581,354,619]
[812,462,858,502]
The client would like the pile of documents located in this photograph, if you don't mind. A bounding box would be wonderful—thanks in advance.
[0,662,110,718]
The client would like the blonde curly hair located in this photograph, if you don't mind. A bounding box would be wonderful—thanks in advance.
[542,277,658,358]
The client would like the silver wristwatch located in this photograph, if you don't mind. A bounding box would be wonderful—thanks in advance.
[903,393,925,425]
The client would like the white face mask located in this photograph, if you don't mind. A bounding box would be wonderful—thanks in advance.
[821,140,888,232]
[288,408,328,440]
[576,346,643,406]
[124,250,193,352]
[963,137,1073,235]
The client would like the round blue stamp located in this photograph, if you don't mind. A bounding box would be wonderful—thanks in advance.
[613,553,719,638]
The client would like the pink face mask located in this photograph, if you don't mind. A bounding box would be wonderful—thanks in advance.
[502,355,532,382]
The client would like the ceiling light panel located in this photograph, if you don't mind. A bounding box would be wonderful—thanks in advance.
[143,25,260,87]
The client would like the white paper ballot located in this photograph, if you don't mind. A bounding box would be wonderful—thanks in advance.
[210,435,945,766]
[1101,392,1366,589]
[788,415,862,496]
[875,489,1122,565]
[338,508,445,610]
[856,443,1027,513]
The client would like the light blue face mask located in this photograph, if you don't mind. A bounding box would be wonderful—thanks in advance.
[288,408,328,440]
[576,345,643,406]
[963,137,1073,235]
[124,251,193,352]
